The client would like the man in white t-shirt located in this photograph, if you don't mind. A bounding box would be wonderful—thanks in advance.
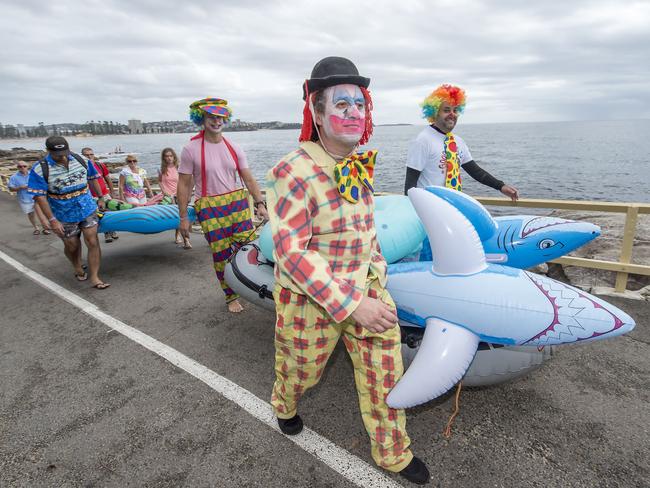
[404,84,519,201]
[177,97,268,313]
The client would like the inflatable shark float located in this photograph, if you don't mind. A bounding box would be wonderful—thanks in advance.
[415,187,601,269]
[384,188,635,408]
[225,188,630,397]
[258,193,600,270]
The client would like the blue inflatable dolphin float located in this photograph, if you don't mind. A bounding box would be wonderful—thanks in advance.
[98,205,196,234]
[385,188,635,409]
[417,187,601,269]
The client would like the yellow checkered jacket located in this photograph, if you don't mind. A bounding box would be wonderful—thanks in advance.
[266,142,387,323]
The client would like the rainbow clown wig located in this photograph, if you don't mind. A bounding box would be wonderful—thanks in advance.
[189,98,233,126]
[420,84,467,123]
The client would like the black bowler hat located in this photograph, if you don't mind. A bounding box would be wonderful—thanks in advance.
[45,135,70,153]
[303,56,370,100]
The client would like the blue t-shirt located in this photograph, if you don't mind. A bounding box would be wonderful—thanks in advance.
[8,171,33,204]
[28,154,100,222]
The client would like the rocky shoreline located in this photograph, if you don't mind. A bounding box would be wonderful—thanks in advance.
[1,148,647,297]
[0,148,158,184]
[546,209,649,296]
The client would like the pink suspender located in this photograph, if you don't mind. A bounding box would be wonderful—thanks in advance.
[191,131,241,198]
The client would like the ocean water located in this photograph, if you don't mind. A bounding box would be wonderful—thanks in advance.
[3,119,649,203]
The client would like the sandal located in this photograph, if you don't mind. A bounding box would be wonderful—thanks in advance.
[42,228,52,235]
[183,239,192,250]
[33,229,40,235]
[92,282,111,290]
[74,271,88,281]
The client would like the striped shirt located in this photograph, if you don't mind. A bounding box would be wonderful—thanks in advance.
[28,154,99,222]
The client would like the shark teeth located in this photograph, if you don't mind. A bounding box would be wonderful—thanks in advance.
[523,273,623,345]
[520,217,571,238]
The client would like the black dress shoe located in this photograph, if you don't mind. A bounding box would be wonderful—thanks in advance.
[278,415,303,435]
[399,456,430,485]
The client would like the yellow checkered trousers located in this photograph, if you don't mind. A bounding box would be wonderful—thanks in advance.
[271,277,413,472]
[194,188,254,302]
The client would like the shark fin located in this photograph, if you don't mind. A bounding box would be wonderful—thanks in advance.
[408,188,487,276]
[386,318,480,409]
[423,186,498,241]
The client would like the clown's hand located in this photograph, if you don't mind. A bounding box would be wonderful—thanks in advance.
[500,184,519,202]
[350,296,397,333]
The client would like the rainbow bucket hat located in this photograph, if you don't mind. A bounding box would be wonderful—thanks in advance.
[189,98,232,125]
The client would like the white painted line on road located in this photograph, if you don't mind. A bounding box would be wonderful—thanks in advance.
[0,249,404,488]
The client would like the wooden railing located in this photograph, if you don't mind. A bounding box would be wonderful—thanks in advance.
[3,179,647,293]
[475,197,650,293]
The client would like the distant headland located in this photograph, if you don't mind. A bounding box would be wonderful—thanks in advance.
[0,119,301,139]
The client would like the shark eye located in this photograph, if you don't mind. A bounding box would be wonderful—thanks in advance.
[538,239,555,249]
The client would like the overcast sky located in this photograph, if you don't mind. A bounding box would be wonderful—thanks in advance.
[2,0,649,126]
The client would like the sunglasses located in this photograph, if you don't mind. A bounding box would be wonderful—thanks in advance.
[127,159,138,163]
[18,165,28,168]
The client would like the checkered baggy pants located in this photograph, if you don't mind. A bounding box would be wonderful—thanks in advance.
[271,278,413,473]
[195,189,254,303]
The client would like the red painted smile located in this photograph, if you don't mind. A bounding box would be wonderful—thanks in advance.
[329,115,363,134]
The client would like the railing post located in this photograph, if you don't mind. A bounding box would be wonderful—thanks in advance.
[614,205,639,293]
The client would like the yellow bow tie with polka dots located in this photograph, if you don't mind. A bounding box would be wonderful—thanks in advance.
[333,150,377,204]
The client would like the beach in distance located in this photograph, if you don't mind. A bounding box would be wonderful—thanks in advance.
[2,119,649,203]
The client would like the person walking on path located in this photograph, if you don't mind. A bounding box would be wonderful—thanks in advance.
[8,161,52,235]
[404,84,519,200]
[28,136,110,289]
[159,147,191,249]
[118,155,152,204]
[82,147,119,243]
[177,97,269,313]
[266,56,430,484]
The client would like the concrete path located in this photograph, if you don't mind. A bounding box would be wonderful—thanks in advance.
[0,192,648,487]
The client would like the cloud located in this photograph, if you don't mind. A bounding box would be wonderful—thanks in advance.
[1,0,649,125]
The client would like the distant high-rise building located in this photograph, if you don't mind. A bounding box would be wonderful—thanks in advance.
[128,119,143,134]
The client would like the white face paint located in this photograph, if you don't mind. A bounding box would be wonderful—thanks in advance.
[318,84,366,145]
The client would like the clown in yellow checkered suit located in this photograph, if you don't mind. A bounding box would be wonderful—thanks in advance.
[266,57,430,484]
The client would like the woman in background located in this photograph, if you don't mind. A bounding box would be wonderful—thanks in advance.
[159,148,191,249]
[8,160,52,235]
[119,154,152,205]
